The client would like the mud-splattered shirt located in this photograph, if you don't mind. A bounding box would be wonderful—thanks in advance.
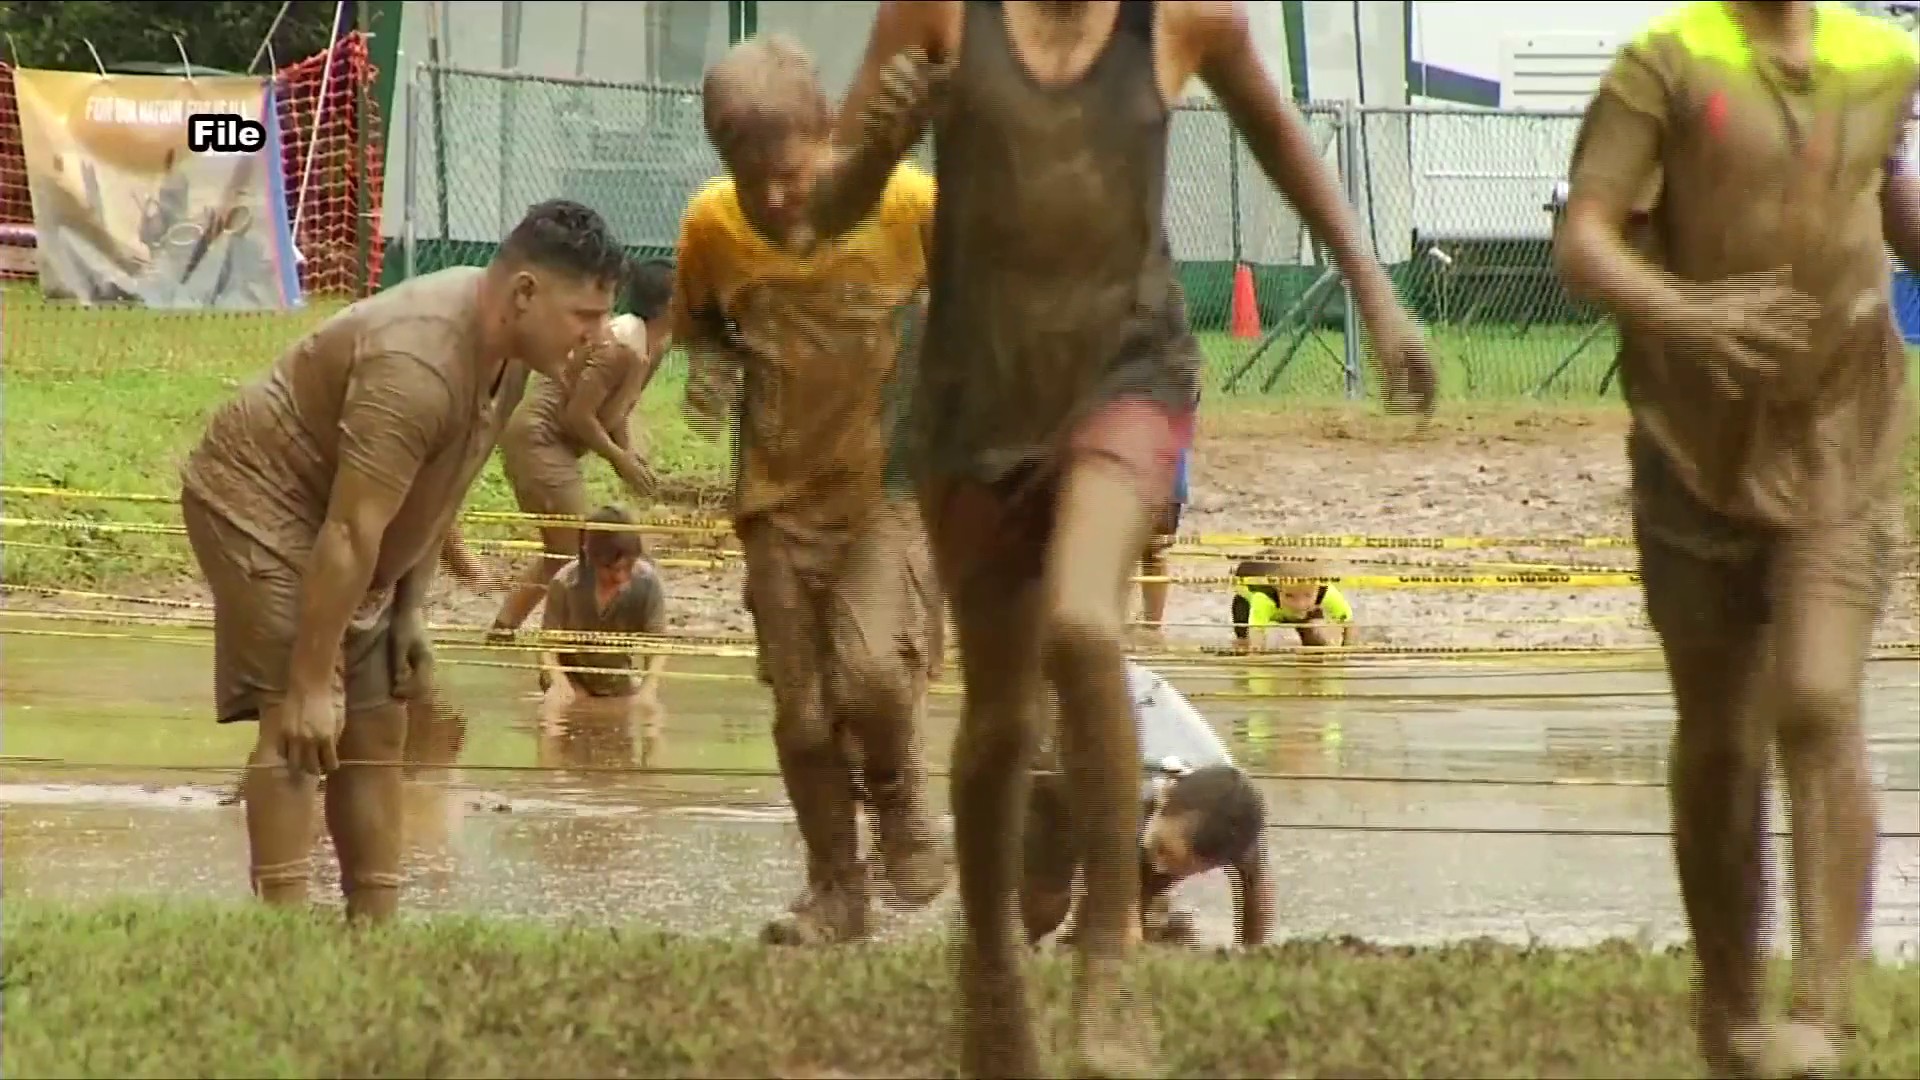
[506,314,656,459]
[671,165,934,535]
[543,556,668,697]
[180,266,523,599]
[1569,1,1919,528]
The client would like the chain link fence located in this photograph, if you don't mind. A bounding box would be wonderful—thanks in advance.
[404,64,1368,401]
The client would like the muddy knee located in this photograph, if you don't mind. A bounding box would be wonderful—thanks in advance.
[1773,651,1864,755]
[1042,597,1126,683]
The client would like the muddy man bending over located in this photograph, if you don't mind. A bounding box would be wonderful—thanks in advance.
[672,37,948,947]
[1557,2,1918,1076]
[489,258,677,640]
[796,1,1435,1073]
[179,201,625,922]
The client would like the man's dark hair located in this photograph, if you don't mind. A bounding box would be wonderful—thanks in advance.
[1163,764,1266,865]
[500,199,626,286]
[626,257,676,321]
[582,504,646,567]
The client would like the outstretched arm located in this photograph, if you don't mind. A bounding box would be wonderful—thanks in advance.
[807,1,945,243]
[1192,5,1400,327]
[1228,836,1274,947]
[562,346,656,497]
[289,354,451,701]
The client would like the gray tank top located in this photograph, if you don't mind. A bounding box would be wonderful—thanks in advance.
[911,0,1201,486]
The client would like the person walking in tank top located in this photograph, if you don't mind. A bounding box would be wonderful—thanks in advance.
[753,2,1439,1075]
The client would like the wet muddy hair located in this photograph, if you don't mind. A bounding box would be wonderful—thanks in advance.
[702,34,831,169]
[1163,764,1265,865]
[581,505,646,568]
[500,199,627,288]
[625,257,676,322]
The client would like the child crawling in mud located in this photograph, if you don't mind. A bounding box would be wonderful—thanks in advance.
[1231,559,1357,648]
[1024,659,1272,951]
[536,505,670,708]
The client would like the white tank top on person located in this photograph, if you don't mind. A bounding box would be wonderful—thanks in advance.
[1128,660,1233,774]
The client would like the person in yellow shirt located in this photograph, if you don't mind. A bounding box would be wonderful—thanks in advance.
[1231,559,1357,648]
[668,34,946,948]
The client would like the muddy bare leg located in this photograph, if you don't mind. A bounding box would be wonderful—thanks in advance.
[945,561,1046,1078]
[491,524,579,636]
[829,520,949,910]
[245,703,322,905]
[1022,770,1079,946]
[1139,548,1169,633]
[1045,457,1159,1078]
[1662,625,1773,1075]
[325,700,409,923]
[1757,539,1885,1076]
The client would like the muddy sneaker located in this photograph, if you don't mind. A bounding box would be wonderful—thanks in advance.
[485,623,516,646]
[1726,1021,1845,1079]
[761,870,871,947]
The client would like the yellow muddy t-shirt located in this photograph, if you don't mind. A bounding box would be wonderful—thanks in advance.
[671,164,935,530]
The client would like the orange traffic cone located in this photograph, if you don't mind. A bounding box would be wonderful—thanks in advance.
[1230,262,1261,339]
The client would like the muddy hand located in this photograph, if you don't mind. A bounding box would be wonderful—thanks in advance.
[1675,267,1818,399]
[389,608,436,702]
[1365,306,1438,417]
[281,686,342,777]
[619,454,660,500]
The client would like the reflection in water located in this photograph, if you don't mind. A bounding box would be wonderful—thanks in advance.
[1228,668,1353,776]
[2,617,1916,957]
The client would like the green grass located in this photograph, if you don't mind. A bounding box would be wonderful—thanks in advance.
[3,285,1918,587]
[5,900,1916,1079]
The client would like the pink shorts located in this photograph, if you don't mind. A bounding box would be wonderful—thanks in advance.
[923,397,1195,584]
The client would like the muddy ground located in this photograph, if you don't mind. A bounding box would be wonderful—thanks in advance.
[21,409,1919,652]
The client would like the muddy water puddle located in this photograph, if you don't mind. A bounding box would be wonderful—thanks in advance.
[4,617,1917,957]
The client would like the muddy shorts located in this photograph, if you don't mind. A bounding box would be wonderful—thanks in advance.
[740,501,944,700]
[181,490,401,724]
[1628,431,1899,645]
[924,396,1196,584]
[501,430,590,521]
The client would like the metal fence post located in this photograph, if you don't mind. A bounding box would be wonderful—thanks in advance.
[1339,98,1362,400]
[403,65,419,282]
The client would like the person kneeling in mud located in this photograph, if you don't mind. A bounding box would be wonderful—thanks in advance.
[1232,560,1356,649]
[536,505,670,707]
[1024,660,1273,951]
[489,259,677,641]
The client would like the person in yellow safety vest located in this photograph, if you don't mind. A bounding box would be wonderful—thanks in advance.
[1230,560,1356,648]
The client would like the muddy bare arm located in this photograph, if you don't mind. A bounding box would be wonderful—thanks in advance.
[678,313,746,444]
[287,355,452,699]
[1193,6,1400,327]
[1228,835,1274,947]
[1882,117,1920,273]
[1553,92,1696,337]
[438,525,490,591]
[808,2,944,242]
[563,355,656,497]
